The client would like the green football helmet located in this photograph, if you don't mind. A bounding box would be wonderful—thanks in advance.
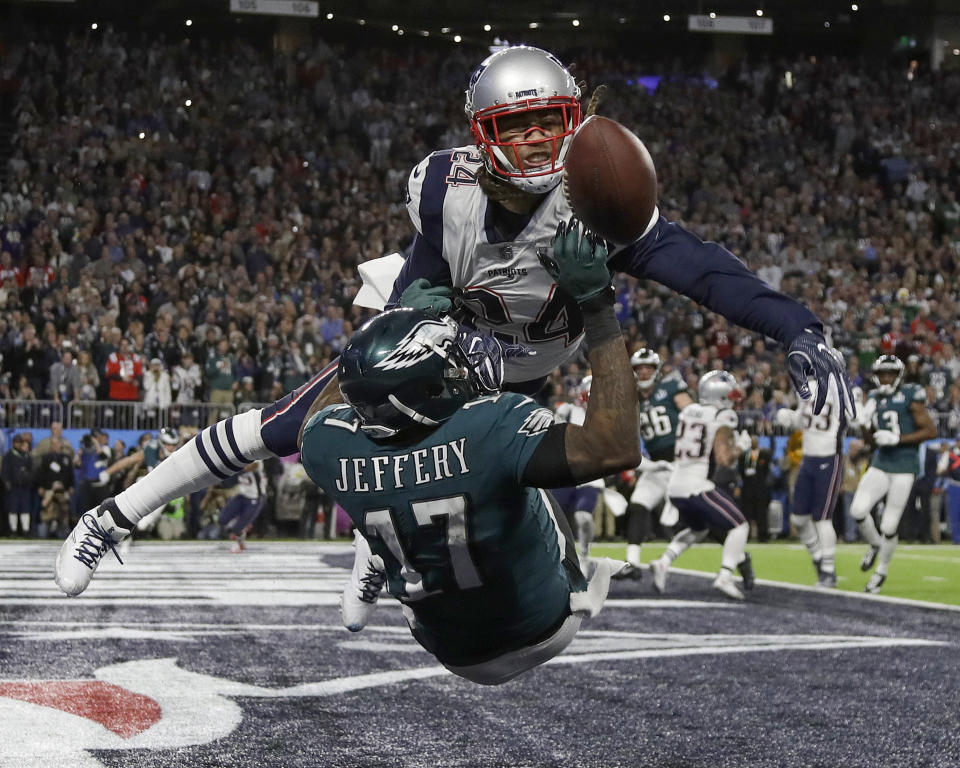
[871,354,904,396]
[338,308,483,439]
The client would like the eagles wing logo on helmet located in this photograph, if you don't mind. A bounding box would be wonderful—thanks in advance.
[373,319,456,371]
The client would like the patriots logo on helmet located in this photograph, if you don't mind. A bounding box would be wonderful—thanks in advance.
[373,320,456,371]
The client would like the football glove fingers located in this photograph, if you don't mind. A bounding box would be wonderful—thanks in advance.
[543,217,611,304]
[786,326,857,423]
[398,278,454,313]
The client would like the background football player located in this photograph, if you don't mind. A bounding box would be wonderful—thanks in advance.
[650,371,753,600]
[553,375,604,572]
[55,45,853,598]
[619,348,693,579]
[850,355,937,593]
[775,378,846,587]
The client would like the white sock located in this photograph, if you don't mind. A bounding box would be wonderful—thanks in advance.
[877,534,898,576]
[625,543,642,567]
[664,528,708,564]
[815,519,837,574]
[113,409,272,524]
[791,514,821,562]
[19,513,30,535]
[721,522,749,572]
[7,513,16,533]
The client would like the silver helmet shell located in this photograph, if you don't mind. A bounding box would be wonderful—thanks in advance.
[630,348,662,391]
[871,354,905,396]
[697,370,740,408]
[464,45,581,194]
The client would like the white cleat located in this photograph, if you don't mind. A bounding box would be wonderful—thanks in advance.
[712,570,745,601]
[54,504,132,596]
[340,530,387,632]
[650,557,669,594]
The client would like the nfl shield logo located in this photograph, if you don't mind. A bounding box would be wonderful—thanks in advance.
[500,245,513,261]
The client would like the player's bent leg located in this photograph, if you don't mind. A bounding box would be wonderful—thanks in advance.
[55,499,132,597]
[617,503,651,578]
[340,530,387,632]
[850,467,887,553]
[713,522,748,600]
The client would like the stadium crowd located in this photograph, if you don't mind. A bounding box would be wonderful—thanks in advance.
[1,28,960,538]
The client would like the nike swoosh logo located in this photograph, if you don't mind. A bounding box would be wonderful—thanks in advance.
[819,462,830,470]
[412,166,423,179]
[817,343,830,354]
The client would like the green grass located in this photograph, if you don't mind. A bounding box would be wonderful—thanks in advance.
[591,541,960,606]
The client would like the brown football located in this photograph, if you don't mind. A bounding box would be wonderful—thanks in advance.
[563,116,658,244]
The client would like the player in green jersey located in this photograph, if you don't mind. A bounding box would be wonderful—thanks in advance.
[616,349,694,578]
[850,355,937,593]
[300,220,640,685]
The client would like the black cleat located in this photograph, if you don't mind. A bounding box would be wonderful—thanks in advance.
[860,545,880,572]
[612,563,643,581]
[737,553,755,591]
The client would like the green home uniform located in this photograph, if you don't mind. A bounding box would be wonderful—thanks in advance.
[142,440,164,470]
[301,392,586,667]
[869,383,926,475]
[637,377,687,461]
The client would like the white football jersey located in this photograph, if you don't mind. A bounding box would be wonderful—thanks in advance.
[554,401,585,426]
[667,403,739,497]
[553,400,602,488]
[407,146,658,382]
[782,379,844,458]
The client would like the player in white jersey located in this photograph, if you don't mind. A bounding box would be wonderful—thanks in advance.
[775,379,846,587]
[650,371,752,600]
[54,45,853,599]
[552,376,605,571]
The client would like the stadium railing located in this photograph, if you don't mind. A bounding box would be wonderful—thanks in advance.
[0,399,64,427]
[2,401,957,441]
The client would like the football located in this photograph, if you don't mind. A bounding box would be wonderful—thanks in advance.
[563,116,658,244]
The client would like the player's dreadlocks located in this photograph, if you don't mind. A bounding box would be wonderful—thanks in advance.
[477,83,607,205]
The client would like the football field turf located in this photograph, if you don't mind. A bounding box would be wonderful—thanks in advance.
[2,541,959,767]
[593,541,960,606]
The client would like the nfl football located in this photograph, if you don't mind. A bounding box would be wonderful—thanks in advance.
[563,116,658,244]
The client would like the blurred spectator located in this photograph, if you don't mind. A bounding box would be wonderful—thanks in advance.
[205,338,236,410]
[143,357,172,409]
[2,433,35,535]
[105,338,143,401]
[172,351,203,403]
[48,344,80,403]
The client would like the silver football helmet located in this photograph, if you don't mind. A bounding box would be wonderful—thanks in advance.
[464,45,582,194]
[697,371,741,408]
[630,348,662,391]
[871,354,904,396]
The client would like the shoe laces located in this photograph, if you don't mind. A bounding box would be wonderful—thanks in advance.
[358,559,386,604]
[72,513,124,570]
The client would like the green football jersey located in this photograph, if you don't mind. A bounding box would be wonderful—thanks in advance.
[301,392,585,667]
[637,377,688,461]
[869,383,926,475]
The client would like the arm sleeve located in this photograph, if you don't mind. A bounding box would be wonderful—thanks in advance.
[387,233,453,306]
[388,151,455,306]
[609,215,819,345]
[520,423,577,488]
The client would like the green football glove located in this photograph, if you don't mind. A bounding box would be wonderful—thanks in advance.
[398,278,455,313]
[540,217,611,304]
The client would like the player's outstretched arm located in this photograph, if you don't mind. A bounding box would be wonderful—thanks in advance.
[611,217,855,419]
[535,218,640,483]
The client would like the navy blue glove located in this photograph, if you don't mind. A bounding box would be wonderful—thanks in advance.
[455,326,534,393]
[786,326,856,421]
